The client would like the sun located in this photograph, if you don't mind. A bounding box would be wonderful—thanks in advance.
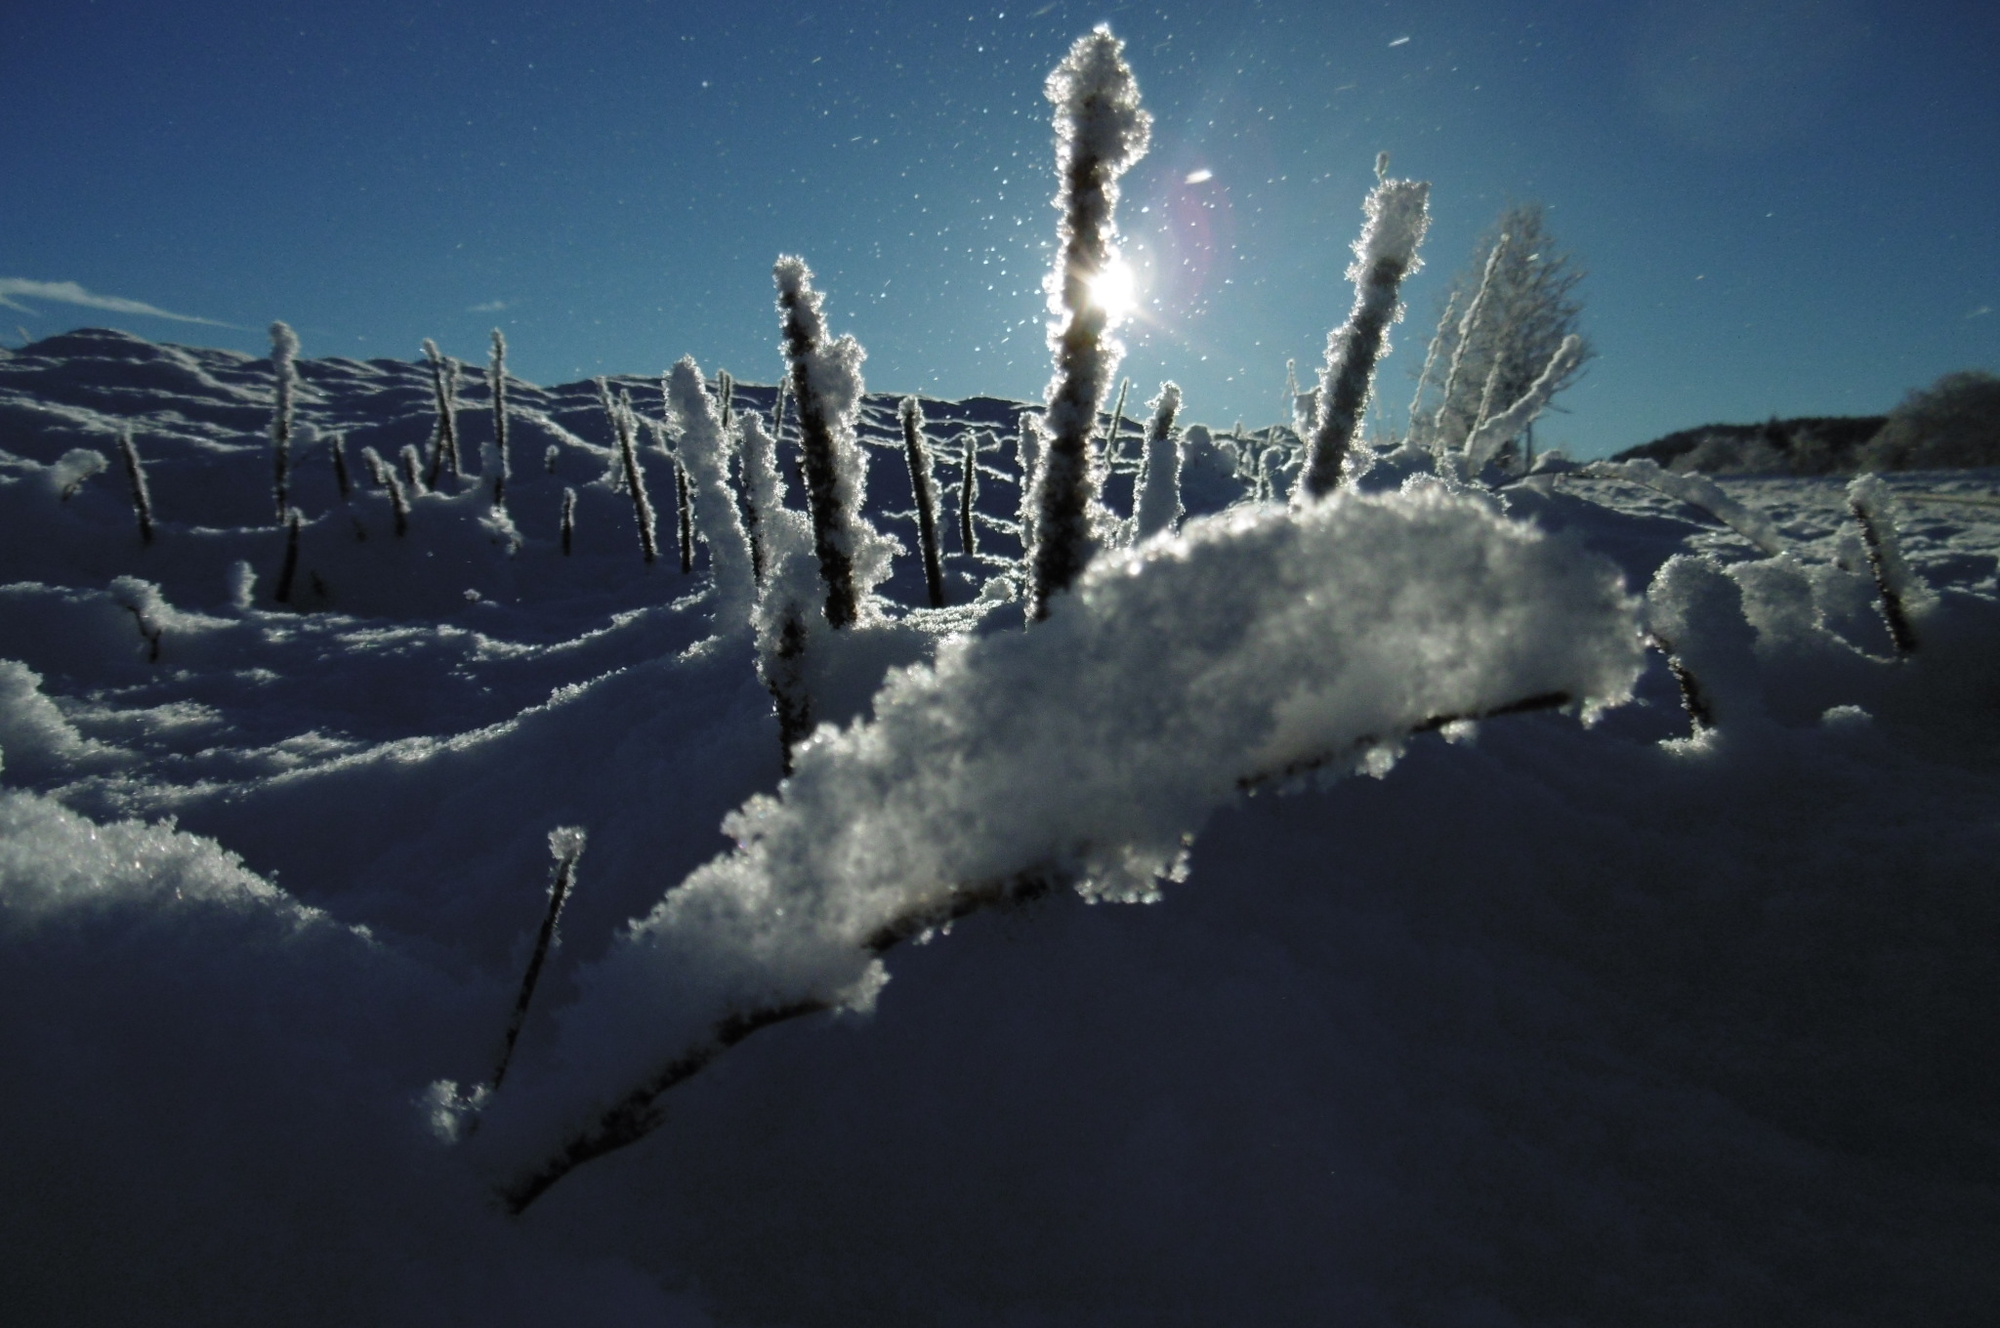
[1084,256,1139,324]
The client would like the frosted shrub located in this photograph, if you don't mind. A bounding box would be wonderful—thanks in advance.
[1458,334,1586,475]
[1297,162,1430,499]
[1027,25,1151,620]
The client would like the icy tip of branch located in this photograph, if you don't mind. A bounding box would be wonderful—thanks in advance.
[269,321,298,361]
[1047,26,1152,173]
[1152,381,1181,416]
[422,337,442,363]
[773,254,813,300]
[491,327,506,355]
[547,827,586,862]
[1350,178,1432,278]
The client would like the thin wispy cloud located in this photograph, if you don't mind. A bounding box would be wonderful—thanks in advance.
[0,278,239,328]
[468,299,510,313]
[1966,305,1992,320]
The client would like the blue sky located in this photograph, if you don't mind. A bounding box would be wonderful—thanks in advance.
[3,0,1995,456]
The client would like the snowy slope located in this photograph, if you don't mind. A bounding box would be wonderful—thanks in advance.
[2,328,1997,1326]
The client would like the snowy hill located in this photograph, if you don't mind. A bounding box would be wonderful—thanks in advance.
[3,327,1998,1326]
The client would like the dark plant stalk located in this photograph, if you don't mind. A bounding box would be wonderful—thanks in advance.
[489,829,588,1094]
[273,511,302,604]
[424,339,462,488]
[768,606,814,776]
[330,432,353,501]
[401,444,427,495]
[775,257,864,627]
[494,686,1576,1216]
[959,430,981,557]
[490,329,511,506]
[1647,632,1714,730]
[118,431,153,546]
[560,486,577,556]
[1850,494,1919,654]
[270,322,298,520]
[901,397,947,607]
[674,457,695,573]
[1104,377,1131,467]
[612,391,659,564]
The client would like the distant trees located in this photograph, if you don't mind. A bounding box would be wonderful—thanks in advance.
[1412,202,1591,469]
[1862,370,2000,471]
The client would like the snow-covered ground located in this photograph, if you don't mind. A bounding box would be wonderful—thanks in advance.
[3,327,1997,1326]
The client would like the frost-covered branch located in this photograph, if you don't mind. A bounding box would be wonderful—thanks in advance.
[959,430,984,558]
[1029,25,1152,619]
[1297,173,1430,499]
[1577,457,1786,557]
[1430,234,1507,452]
[118,431,153,546]
[489,828,587,1095]
[423,339,463,488]
[1460,333,1585,473]
[1847,474,1929,654]
[476,487,1642,1212]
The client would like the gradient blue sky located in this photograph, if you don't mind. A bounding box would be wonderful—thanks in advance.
[4,0,1995,456]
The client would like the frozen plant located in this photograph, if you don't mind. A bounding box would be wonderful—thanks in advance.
[959,430,984,558]
[1578,458,1786,556]
[1133,382,1183,539]
[423,339,463,487]
[117,432,153,546]
[599,382,657,564]
[1015,415,1042,557]
[329,431,352,501]
[666,357,756,624]
[489,329,511,506]
[774,255,894,628]
[399,444,426,495]
[272,511,302,605]
[559,486,576,556]
[270,321,300,520]
[1297,159,1431,499]
[737,409,783,584]
[1028,25,1152,620]
[488,828,587,1095]
[899,396,947,607]
[481,485,1644,1210]
[1847,474,1929,653]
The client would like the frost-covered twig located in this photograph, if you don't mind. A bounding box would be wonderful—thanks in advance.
[1104,377,1131,468]
[1297,172,1430,499]
[489,829,587,1095]
[738,410,783,584]
[1847,474,1925,654]
[1460,334,1584,474]
[900,397,947,607]
[270,321,299,520]
[480,487,1642,1213]
[559,486,576,556]
[1134,382,1183,539]
[118,431,153,546]
[490,330,511,507]
[1028,26,1151,619]
[1407,288,1458,442]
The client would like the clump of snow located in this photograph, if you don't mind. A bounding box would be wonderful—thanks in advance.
[480,486,1643,1180]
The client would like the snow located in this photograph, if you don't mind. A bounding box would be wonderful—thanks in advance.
[2,325,1998,1325]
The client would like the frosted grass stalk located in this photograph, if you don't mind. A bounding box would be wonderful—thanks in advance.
[1028,25,1152,620]
[667,357,757,623]
[423,339,462,487]
[330,432,352,501]
[775,255,881,628]
[489,828,587,1094]
[273,512,302,604]
[737,410,783,583]
[960,430,983,557]
[1015,416,1042,557]
[1297,174,1430,500]
[490,330,511,506]
[1407,288,1459,441]
[1134,383,1183,539]
[560,486,576,555]
[118,431,153,546]
[270,321,299,520]
[900,397,947,607]
[400,444,427,495]
[606,386,658,564]
[1847,474,1927,653]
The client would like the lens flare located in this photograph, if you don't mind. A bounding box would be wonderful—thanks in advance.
[1085,257,1139,324]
